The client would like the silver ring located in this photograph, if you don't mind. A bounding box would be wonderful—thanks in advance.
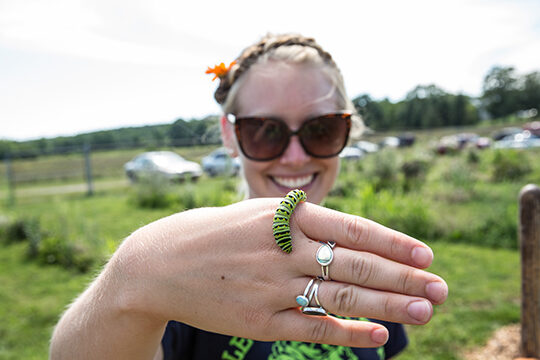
[301,278,327,316]
[296,278,315,307]
[316,241,335,281]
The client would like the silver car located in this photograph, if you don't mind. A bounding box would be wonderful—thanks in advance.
[494,131,540,149]
[201,148,241,176]
[339,146,365,160]
[124,151,202,182]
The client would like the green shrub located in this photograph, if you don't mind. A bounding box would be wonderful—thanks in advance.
[364,150,401,191]
[330,172,363,198]
[466,149,480,164]
[177,186,197,210]
[339,185,437,240]
[401,158,430,192]
[36,235,94,272]
[0,216,95,272]
[441,203,518,249]
[0,217,40,245]
[491,149,532,182]
[130,176,174,208]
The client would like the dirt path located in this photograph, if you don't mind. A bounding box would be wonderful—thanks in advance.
[2,179,129,199]
[463,324,521,360]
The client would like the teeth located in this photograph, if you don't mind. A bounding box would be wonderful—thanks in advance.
[273,174,314,188]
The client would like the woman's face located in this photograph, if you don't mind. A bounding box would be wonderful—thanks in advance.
[226,62,342,205]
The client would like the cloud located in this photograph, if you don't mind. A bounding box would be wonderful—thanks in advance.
[0,0,539,140]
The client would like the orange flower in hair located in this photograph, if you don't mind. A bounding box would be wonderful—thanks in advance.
[205,60,237,81]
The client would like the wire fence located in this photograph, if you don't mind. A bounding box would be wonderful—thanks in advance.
[1,142,217,205]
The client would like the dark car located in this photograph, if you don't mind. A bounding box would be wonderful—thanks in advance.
[491,127,522,141]
[124,151,202,182]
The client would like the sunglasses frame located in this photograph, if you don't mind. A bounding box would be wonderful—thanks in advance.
[227,112,352,161]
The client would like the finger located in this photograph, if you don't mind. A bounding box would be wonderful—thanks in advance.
[293,203,434,268]
[285,277,434,325]
[292,241,448,304]
[268,308,389,348]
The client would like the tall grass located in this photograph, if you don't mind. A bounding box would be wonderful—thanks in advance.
[0,142,538,359]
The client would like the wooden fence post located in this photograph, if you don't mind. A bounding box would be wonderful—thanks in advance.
[83,143,94,196]
[520,184,540,358]
[4,155,16,206]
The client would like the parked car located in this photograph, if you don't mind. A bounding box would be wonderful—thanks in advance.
[491,127,522,141]
[339,146,364,160]
[397,133,416,147]
[354,140,379,153]
[379,136,400,148]
[124,151,202,182]
[201,148,241,176]
[436,133,482,154]
[494,131,540,149]
[475,137,492,149]
[523,121,540,137]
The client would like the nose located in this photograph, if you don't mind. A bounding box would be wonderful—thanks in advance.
[279,135,310,166]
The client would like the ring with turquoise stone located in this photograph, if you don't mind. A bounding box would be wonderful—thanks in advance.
[296,278,315,307]
[301,279,327,316]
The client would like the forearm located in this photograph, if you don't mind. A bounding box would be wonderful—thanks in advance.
[49,255,167,360]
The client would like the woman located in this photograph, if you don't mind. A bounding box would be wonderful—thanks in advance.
[50,33,447,360]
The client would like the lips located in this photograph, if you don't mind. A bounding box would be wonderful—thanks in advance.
[271,174,315,188]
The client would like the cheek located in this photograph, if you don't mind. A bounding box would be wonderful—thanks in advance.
[240,158,272,190]
[323,158,340,182]
[241,158,267,178]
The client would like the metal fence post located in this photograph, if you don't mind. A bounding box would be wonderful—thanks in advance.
[83,143,94,196]
[519,183,540,358]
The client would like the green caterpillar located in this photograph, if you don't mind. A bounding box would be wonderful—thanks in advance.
[273,189,307,253]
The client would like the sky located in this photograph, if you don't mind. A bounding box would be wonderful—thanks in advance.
[1,0,539,141]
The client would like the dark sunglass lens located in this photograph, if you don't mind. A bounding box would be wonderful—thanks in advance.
[300,115,350,157]
[237,118,289,160]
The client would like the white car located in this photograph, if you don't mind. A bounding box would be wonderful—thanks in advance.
[494,131,540,149]
[354,140,379,153]
[339,146,365,160]
[201,148,241,176]
[124,151,202,182]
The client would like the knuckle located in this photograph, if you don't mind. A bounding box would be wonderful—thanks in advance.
[309,319,332,343]
[389,232,405,259]
[343,216,369,246]
[398,269,415,294]
[351,254,374,285]
[383,296,393,317]
[333,285,357,314]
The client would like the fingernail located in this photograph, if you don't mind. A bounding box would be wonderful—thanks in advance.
[407,300,432,323]
[426,281,448,303]
[411,246,433,267]
[371,328,389,344]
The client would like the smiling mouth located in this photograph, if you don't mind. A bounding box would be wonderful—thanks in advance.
[271,174,315,188]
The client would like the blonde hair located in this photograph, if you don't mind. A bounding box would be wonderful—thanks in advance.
[214,33,364,138]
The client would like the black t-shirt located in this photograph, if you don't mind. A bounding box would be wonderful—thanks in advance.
[162,319,407,359]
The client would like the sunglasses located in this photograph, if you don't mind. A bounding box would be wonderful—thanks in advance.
[227,112,352,161]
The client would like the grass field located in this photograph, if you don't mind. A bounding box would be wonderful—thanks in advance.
[0,132,538,359]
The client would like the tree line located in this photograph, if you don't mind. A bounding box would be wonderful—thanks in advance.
[1,66,539,159]
[354,66,540,131]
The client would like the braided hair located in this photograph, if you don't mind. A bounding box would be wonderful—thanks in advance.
[215,34,337,104]
[216,33,364,138]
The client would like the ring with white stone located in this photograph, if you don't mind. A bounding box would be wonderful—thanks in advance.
[301,278,327,316]
[316,241,336,281]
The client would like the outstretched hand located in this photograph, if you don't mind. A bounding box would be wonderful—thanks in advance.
[108,198,447,348]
